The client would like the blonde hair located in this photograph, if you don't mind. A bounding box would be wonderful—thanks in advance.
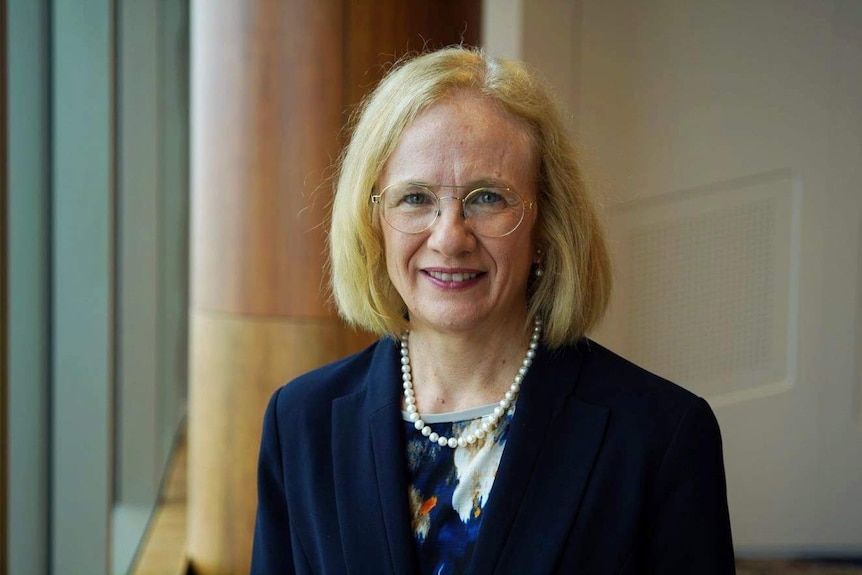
[329,46,611,347]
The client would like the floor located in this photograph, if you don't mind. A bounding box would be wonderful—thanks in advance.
[130,434,188,575]
[737,560,862,574]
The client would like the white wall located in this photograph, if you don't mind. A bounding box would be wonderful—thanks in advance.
[485,0,862,556]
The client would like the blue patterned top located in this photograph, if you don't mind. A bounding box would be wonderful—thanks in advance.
[402,403,516,575]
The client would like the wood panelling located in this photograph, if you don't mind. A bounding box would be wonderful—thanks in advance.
[188,312,359,573]
[188,1,480,572]
[191,0,345,318]
[191,1,480,319]
[342,1,481,122]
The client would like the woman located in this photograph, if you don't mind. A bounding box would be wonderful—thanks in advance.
[252,47,735,574]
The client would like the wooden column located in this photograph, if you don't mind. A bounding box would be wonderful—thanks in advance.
[188,1,479,572]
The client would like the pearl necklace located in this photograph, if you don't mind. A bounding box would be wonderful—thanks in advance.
[401,318,542,449]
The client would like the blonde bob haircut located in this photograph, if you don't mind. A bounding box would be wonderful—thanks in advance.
[329,46,612,348]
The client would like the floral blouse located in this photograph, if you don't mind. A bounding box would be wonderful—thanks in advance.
[402,403,516,575]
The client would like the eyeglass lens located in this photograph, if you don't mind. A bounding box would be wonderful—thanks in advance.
[377,183,527,237]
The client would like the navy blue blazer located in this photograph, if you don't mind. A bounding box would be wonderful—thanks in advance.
[252,338,735,574]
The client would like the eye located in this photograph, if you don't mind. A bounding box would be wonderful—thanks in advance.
[386,184,437,210]
[402,190,435,205]
[472,188,504,204]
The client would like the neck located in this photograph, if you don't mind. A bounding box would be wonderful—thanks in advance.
[403,315,535,414]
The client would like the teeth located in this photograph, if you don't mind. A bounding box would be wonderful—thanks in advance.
[428,271,478,282]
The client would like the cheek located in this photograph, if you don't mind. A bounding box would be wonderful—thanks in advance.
[381,225,398,260]
[518,237,537,282]
[379,229,398,283]
[382,240,399,281]
[382,230,420,279]
[495,240,534,283]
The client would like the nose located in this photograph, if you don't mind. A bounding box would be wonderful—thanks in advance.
[426,196,476,255]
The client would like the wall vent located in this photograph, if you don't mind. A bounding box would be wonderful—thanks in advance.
[607,172,800,405]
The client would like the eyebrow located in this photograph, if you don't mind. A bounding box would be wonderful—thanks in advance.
[406,178,512,189]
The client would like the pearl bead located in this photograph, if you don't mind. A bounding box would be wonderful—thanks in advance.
[402,318,541,449]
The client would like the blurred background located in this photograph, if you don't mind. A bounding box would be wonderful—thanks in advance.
[2,0,860,573]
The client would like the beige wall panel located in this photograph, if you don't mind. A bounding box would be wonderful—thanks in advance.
[188,311,364,573]
[576,0,862,551]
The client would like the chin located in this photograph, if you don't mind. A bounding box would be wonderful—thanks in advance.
[411,310,494,334]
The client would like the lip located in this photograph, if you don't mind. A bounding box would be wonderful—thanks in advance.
[421,267,485,289]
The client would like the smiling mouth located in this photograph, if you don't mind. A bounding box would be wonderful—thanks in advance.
[426,270,480,282]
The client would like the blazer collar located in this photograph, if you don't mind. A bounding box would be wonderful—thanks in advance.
[332,338,417,574]
[332,339,609,575]
[468,342,609,575]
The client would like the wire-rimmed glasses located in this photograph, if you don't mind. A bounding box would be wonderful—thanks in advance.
[370,182,534,238]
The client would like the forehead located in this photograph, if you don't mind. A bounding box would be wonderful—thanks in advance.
[380,92,537,189]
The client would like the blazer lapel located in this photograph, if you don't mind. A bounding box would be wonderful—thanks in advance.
[332,341,417,575]
[468,344,609,575]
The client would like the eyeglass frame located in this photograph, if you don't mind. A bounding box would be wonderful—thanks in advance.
[370,182,536,238]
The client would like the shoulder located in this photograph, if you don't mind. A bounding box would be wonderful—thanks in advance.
[267,338,393,422]
[534,340,734,567]
[557,339,718,448]
[565,338,701,409]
